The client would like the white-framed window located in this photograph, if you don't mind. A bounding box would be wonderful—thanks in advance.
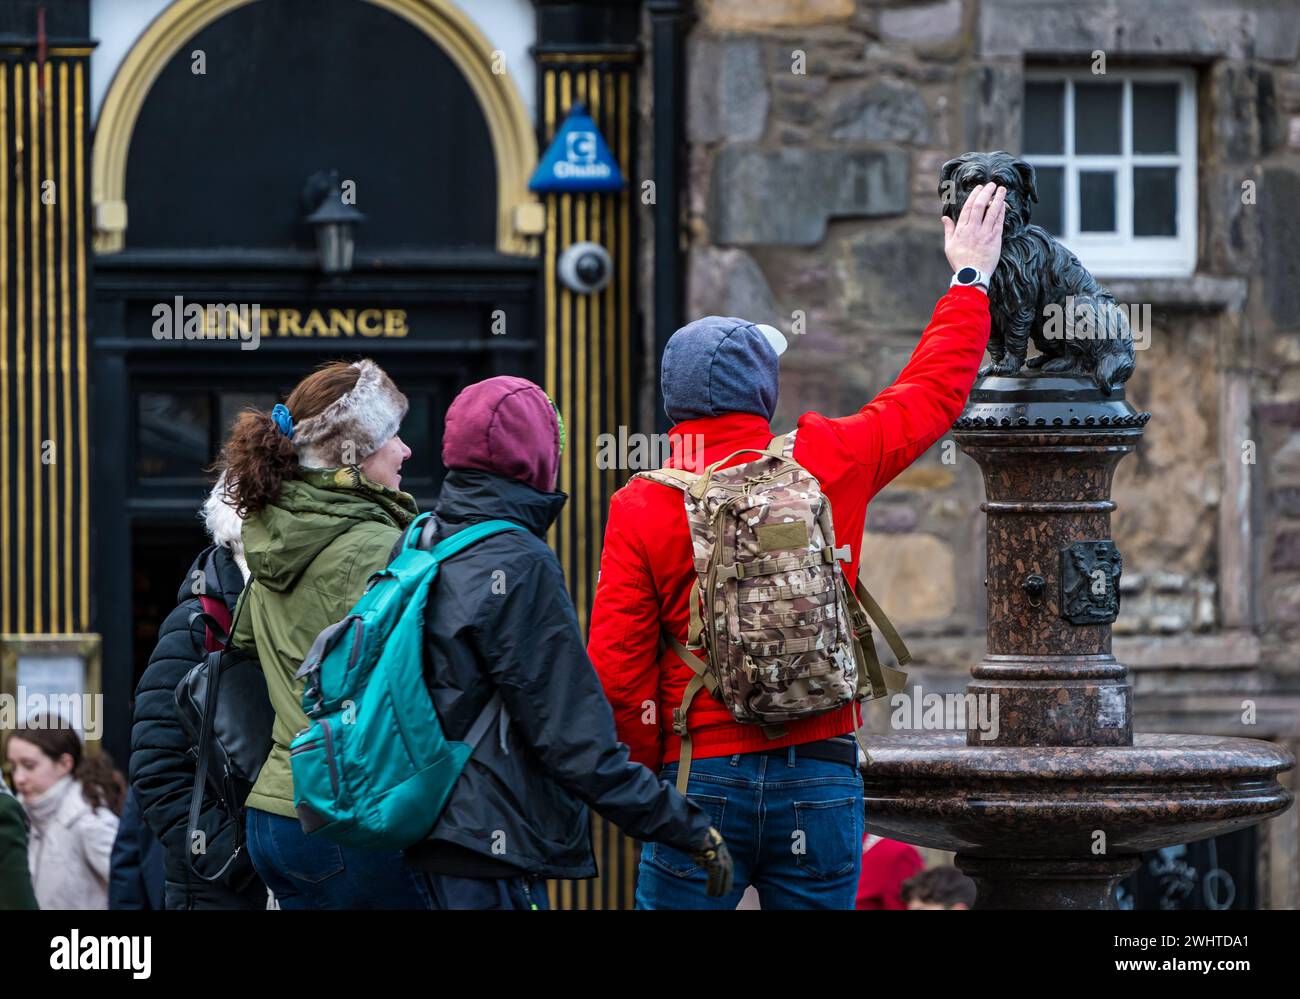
[1022,69,1197,278]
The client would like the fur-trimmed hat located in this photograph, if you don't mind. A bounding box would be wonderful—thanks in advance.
[293,360,408,468]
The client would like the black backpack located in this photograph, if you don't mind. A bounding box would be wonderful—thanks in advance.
[174,579,274,884]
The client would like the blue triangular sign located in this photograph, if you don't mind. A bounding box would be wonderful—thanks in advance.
[529,103,626,193]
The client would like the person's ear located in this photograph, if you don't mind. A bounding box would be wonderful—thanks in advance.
[55,753,74,777]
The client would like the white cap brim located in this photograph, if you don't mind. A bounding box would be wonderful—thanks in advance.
[755,323,788,357]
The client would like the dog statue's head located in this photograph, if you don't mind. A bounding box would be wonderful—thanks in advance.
[939,151,1037,238]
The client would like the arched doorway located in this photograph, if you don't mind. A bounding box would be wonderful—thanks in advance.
[90,0,542,765]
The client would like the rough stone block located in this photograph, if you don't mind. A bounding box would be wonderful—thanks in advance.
[711,146,909,245]
[688,35,770,143]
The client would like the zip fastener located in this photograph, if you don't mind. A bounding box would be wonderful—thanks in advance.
[289,738,324,757]
[346,617,365,671]
[320,719,341,797]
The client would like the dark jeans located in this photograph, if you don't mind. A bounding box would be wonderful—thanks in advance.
[635,747,864,910]
[419,871,550,910]
[245,807,430,910]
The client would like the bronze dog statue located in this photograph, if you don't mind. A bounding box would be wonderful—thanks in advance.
[939,150,1136,395]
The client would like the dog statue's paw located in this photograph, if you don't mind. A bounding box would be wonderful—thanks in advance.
[979,356,1024,378]
[1040,356,1086,375]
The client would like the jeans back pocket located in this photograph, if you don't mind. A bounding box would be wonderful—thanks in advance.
[792,796,859,880]
[647,793,726,879]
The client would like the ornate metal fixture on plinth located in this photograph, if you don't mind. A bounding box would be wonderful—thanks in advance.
[858,153,1294,910]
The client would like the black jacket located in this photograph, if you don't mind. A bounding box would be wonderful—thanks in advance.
[128,545,266,910]
[108,789,165,909]
[404,469,712,879]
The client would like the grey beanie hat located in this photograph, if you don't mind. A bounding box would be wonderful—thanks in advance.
[661,316,787,423]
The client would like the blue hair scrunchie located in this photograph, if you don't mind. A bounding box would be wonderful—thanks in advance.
[271,403,295,440]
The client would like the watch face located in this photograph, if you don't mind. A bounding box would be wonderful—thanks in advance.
[957,267,978,284]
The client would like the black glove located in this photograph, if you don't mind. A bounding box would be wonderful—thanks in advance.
[691,826,734,898]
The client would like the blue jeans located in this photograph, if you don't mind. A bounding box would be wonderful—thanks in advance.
[245,808,430,910]
[635,749,864,910]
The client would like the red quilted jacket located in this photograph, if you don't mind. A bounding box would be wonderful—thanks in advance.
[587,286,991,771]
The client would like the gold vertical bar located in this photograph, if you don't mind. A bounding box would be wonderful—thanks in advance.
[29,62,42,634]
[590,811,604,910]
[625,831,637,908]
[588,68,602,639]
[603,70,617,526]
[574,69,588,634]
[75,61,87,629]
[44,61,56,630]
[59,63,71,633]
[619,73,631,435]
[544,69,558,552]
[560,70,572,595]
[15,64,26,632]
[0,68,8,634]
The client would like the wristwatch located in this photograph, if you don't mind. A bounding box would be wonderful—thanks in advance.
[950,266,990,292]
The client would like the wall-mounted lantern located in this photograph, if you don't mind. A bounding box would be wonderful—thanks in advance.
[302,170,365,274]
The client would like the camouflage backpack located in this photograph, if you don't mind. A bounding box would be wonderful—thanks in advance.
[635,432,910,793]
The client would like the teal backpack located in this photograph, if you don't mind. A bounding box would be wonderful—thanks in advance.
[288,512,524,851]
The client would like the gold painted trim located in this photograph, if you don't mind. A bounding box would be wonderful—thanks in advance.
[544,69,557,551]
[58,66,72,632]
[16,65,27,632]
[44,62,57,632]
[535,52,639,64]
[619,73,631,433]
[92,0,539,256]
[574,72,587,635]
[0,47,96,56]
[0,68,8,633]
[0,633,104,757]
[76,61,88,629]
[29,62,42,634]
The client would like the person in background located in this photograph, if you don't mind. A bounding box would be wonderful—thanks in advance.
[5,720,123,910]
[902,865,977,910]
[129,473,267,909]
[856,833,924,910]
[108,788,166,909]
[0,778,37,909]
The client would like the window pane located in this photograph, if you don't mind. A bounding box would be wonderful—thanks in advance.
[1133,166,1177,236]
[1031,164,1063,234]
[1133,83,1178,153]
[136,393,211,479]
[1079,170,1116,232]
[1074,83,1121,154]
[1024,82,1064,154]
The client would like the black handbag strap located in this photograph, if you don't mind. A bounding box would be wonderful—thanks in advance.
[182,569,257,886]
[184,646,245,884]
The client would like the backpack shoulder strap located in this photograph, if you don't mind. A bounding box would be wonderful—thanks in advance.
[633,468,697,492]
[429,519,526,563]
[854,579,911,667]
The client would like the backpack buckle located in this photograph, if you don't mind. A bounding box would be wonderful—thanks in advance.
[672,707,688,736]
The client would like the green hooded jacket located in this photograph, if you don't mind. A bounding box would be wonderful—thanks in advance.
[232,467,417,819]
